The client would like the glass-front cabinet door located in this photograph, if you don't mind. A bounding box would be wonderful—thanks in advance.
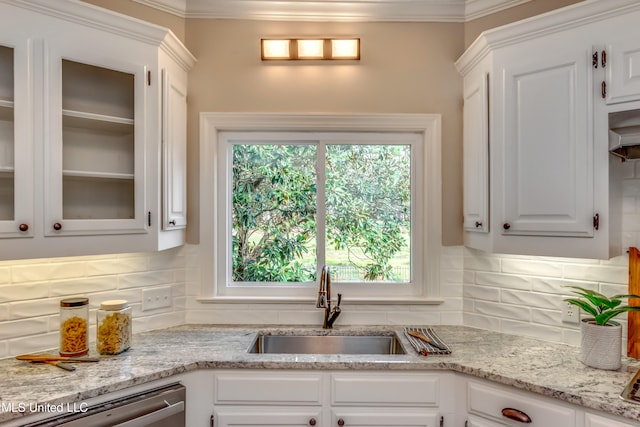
[44,51,148,236]
[0,40,33,238]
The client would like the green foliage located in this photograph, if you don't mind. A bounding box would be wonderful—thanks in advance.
[325,145,410,281]
[564,286,640,326]
[231,143,411,283]
[232,144,317,282]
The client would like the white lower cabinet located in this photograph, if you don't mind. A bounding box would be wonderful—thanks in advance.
[331,409,439,427]
[464,377,640,427]
[211,370,447,427]
[584,412,639,427]
[200,370,640,427]
[214,408,324,427]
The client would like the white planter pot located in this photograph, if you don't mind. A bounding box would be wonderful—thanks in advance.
[580,318,622,370]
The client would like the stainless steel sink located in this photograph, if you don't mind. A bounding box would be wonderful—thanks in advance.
[247,333,406,355]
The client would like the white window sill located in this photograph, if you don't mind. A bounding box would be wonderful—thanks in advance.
[196,296,445,305]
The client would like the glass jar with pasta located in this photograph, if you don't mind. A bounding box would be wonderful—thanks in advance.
[97,300,132,355]
[59,297,89,357]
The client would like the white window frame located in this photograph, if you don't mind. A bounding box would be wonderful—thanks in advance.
[199,113,443,305]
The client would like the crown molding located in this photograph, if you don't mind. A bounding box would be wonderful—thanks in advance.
[132,0,535,22]
[455,0,640,76]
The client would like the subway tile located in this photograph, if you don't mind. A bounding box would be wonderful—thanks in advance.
[8,299,58,319]
[563,263,627,284]
[473,300,530,322]
[11,262,87,283]
[475,272,532,291]
[9,332,57,356]
[500,320,563,343]
[530,307,567,327]
[464,254,501,272]
[119,271,175,289]
[463,313,500,331]
[531,277,597,295]
[463,284,500,302]
[387,311,440,325]
[0,317,49,340]
[500,259,563,277]
[49,276,118,296]
[87,257,149,276]
[501,289,560,310]
[0,282,49,303]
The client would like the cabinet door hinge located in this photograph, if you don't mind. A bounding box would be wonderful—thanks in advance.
[440,415,444,427]
[593,213,600,231]
[147,70,151,86]
[147,211,152,227]
[592,51,598,69]
[210,414,214,427]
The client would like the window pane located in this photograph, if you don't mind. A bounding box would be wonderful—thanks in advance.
[326,144,411,282]
[232,144,317,282]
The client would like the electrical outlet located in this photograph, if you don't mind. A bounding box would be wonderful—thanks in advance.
[142,286,172,311]
[561,300,580,324]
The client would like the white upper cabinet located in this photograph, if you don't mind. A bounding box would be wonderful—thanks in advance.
[0,36,33,239]
[500,40,594,238]
[462,71,489,236]
[162,69,188,231]
[0,0,195,260]
[455,0,640,259]
[603,37,640,105]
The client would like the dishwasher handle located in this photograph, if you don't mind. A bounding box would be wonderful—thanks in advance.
[113,400,185,427]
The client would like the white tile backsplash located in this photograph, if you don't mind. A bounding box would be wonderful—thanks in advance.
[2,162,640,357]
[0,247,188,358]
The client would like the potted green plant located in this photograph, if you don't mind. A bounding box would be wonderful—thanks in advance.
[564,286,640,370]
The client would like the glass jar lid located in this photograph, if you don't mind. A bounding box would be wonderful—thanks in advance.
[60,297,89,307]
[100,299,129,311]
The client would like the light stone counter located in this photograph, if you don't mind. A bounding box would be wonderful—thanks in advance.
[1,325,640,424]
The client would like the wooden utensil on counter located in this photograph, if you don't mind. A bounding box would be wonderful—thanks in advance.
[629,247,640,358]
[16,354,100,363]
[32,360,76,371]
[407,329,433,345]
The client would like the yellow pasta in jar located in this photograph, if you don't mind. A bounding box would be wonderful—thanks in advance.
[97,311,131,355]
[61,316,88,354]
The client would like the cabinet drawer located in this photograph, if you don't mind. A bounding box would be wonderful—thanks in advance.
[331,373,439,406]
[214,373,323,405]
[585,413,640,427]
[468,381,576,427]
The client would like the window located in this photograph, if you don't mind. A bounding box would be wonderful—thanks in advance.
[199,113,442,304]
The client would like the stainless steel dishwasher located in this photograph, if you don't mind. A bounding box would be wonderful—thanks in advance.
[23,383,185,427]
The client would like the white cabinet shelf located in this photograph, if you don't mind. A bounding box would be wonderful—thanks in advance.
[62,109,134,130]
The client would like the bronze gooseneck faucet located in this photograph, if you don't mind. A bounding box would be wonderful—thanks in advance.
[316,265,342,329]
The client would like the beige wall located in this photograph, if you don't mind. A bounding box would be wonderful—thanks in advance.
[81,0,585,247]
[184,19,465,245]
[464,0,584,47]
[82,0,186,42]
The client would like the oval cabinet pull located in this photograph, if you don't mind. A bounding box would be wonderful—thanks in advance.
[338,419,345,426]
[53,222,62,231]
[501,408,532,423]
[19,223,29,232]
[309,418,316,426]
[503,223,511,230]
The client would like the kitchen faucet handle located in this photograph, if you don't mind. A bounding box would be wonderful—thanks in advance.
[336,293,342,308]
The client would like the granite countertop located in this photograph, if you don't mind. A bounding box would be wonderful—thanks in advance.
[2,324,640,424]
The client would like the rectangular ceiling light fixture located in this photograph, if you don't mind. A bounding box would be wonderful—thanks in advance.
[261,38,360,61]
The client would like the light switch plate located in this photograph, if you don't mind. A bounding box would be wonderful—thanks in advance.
[142,286,172,311]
